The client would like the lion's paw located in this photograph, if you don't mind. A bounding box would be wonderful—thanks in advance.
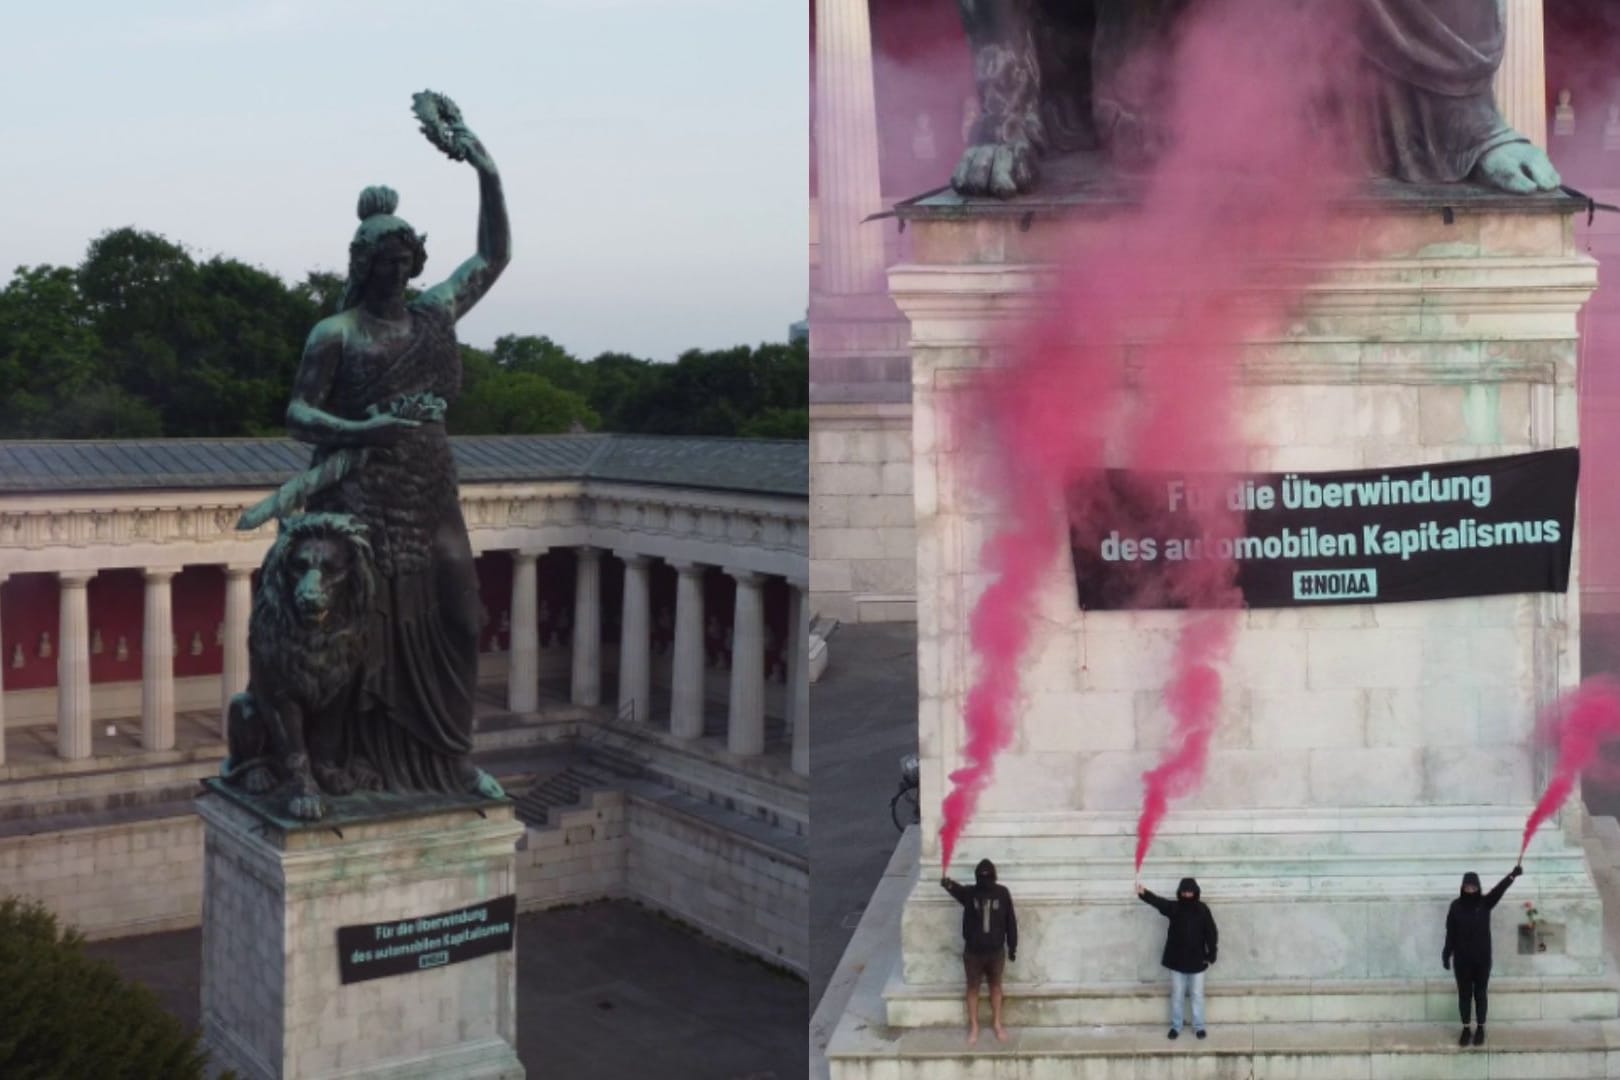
[287,790,326,821]
[952,140,1038,199]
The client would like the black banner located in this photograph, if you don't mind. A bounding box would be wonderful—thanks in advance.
[1070,449,1578,610]
[336,895,516,985]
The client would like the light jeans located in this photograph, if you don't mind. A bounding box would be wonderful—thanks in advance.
[1169,970,1206,1032]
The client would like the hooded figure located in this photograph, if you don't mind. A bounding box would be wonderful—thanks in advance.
[1139,876,1219,1039]
[1443,864,1522,1046]
[941,859,1019,1044]
[946,859,1019,959]
[1140,878,1218,974]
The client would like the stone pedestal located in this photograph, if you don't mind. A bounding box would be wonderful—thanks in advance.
[828,180,1619,1077]
[197,785,525,1080]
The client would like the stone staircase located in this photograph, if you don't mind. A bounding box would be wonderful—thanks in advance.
[823,813,1620,1080]
[514,762,638,828]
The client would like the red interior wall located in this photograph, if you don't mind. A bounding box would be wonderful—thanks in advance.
[1,574,59,691]
[87,569,142,684]
[173,566,224,678]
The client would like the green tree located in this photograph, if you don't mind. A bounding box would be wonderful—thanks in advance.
[739,407,809,439]
[455,370,598,434]
[0,897,213,1079]
[0,226,806,441]
[0,264,107,436]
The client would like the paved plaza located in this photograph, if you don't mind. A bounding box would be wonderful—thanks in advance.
[808,622,918,1008]
[88,899,806,1080]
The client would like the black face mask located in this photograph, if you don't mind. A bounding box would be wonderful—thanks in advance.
[1459,872,1482,899]
[974,859,997,888]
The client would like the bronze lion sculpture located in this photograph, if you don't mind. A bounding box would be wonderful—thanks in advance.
[222,512,378,821]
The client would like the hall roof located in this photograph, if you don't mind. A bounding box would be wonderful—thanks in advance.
[0,435,807,500]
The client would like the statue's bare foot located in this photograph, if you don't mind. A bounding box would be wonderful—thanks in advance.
[346,760,385,792]
[1095,101,1167,174]
[287,789,325,821]
[967,1026,980,1046]
[952,140,1038,199]
[241,764,276,795]
[1477,141,1561,194]
[313,762,356,795]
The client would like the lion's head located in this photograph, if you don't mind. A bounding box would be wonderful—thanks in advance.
[262,513,376,631]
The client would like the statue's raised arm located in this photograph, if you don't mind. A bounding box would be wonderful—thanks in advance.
[413,91,511,321]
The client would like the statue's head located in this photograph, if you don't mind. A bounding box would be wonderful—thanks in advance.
[340,186,428,312]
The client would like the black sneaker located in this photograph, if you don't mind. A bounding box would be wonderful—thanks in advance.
[1458,1026,1472,1047]
[1167,1028,1179,1040]
[1472,1026,1485,1047]
[1196,1030,1207,1040]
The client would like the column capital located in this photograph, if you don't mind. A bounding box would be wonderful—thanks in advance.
[785,576,809,591]
[576,546,602,564]
[513,546,547,562]
[614,550,653,568]
[667,560,707,576]
[57,569,97,588]
[143,566,183,582]
[726,568,765,587]
[224,562,258,578]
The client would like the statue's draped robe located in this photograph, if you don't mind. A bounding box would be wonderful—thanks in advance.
[306,302,480,794]
[1354,0,1523,183]
[1047,0,1527,184]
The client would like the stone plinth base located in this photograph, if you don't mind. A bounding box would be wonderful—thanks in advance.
[197,784,524,1080]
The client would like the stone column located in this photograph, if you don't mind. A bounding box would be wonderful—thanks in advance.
[221,564,254,721]
[616,552,652,725]
[787,580,810,777]
[1494,0,1547,148]
[142,567,179,751]
[507,550,542,714]
[570,548,602,707]
[669,561,707,739]
[726,571,766,757]
[56,570,95,760]
[0,573,8,767]
[814,0,886,295]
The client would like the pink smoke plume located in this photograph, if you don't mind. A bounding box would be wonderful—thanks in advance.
[1521,677,1620,859]
[940,0,1362,874]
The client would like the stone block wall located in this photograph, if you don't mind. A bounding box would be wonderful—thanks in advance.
[198,799,524,1080]
[516,791,629,909]
[627,796,809,974]
[4,781,808,981]
[887,202,1605,993]
[811,403,917,624]
[0,815,202,938]
[901,210,1592,847]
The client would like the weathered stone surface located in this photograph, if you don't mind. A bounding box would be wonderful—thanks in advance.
[198,793,525,1079]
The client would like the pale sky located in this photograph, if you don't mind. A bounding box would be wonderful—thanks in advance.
[0,1,807,361]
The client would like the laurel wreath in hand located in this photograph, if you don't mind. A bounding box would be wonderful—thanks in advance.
[412,90,471,163]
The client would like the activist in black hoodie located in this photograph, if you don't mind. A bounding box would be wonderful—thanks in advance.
[941,859,1017,1044]
[1138,877,1218,1038]
[1443,865,1522,1047]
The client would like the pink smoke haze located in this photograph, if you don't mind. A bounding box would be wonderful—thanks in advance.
[1521,677,1620,860]
[941,0,1365,874]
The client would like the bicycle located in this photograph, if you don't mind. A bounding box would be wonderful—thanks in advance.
[890,753,920,831]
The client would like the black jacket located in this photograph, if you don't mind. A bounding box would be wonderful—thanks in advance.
[943,860,1018,958]
[1444,868,1519,968]
[1140,878,1218,974]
